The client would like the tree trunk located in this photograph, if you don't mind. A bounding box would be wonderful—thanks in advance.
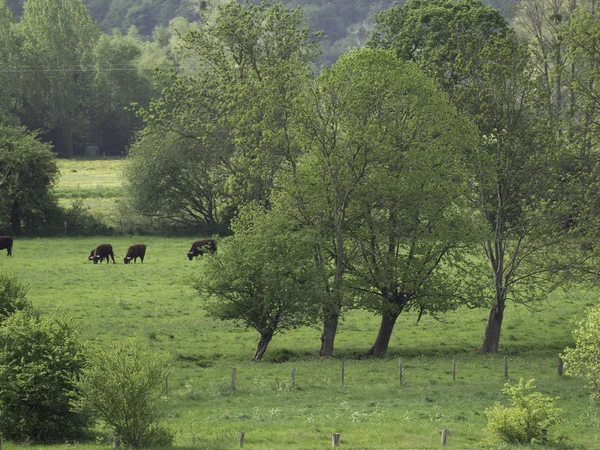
[364,309,401,357]
[320,225,345,357]
[319,313,339,357]
[252,331,273,362]
[10,200,21,235]
[477,298,505,353]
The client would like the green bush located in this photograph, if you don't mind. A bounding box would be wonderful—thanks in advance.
[0,311,91,442]
[562,305,600,402]
[485,378,562,444]
[72,338,173,448]
[0,271,32,323]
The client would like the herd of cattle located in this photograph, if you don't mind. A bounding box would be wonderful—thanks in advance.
[0,236,217,263]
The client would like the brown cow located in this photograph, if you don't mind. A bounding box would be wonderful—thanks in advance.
[187,239,216,260]
[123,244,146,264]
[0,236,12,256]
[88,244,115,264]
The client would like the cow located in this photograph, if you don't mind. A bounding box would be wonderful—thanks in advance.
[0,236,12,256]
[123,244,146,264]
[187,239,216,260]
[88,244,115,264]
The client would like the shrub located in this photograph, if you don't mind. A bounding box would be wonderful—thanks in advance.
[562,305,600,402]
[485,378,562,444]
[72,338,173,448]
[0,271,32,323]
[0,311,91,442]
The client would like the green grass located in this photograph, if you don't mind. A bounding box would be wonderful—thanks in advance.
[3,159,596,449]
[53,159,125,225]
[1,236,599,449]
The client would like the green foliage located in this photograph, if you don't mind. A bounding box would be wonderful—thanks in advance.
[485,378,562,444]
[562,305,600,403]
[0,271,32,323]
[72,338,173,448]
[193,205,325,361]
[0,311,91,442]
[17,0,100,157]
[0,124,59,234]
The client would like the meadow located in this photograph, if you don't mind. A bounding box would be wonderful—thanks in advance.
[1,159,598,449]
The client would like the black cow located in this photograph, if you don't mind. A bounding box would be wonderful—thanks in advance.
[123,244,146,264]
[88,244,115,264]
[0,236,12,256]
[187,239,216,260]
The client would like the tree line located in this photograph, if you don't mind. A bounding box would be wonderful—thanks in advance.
[121,0,600,361]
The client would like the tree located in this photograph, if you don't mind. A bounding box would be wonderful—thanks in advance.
[126,0,320,229]
[124,129,230,232]
[192,205,324,362]
[0,125,59,234]
[0,311,91,442]
[0,0,20,123]
[370,0,563,353]
[17,0,100,157]
[72,338,173,448]
[90,30,154,155]
[562,305,600,403]
[332,50,481,357]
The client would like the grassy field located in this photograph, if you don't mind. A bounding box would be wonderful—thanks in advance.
[1,159,599,449]
[54,159,125,227]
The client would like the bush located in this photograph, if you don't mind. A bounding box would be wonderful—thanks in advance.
[72,338,173,448]
[0,311,91,442]
[485,378,562,444]
[562,305,600,402]
[0,271,32,323]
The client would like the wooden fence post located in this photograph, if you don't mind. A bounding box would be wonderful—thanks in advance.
[332,432,341,447]
[452,356,456,381]
[291,367,296,389]
[232,368,237,391]
[441,428,448,446]
[399,358,403,384]
[504,356,508,378]
[341,361,345,387]
[239,432,245,448]
[558,357,564,377]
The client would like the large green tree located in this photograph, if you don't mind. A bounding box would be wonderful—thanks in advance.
[370,0,563,353]
[126,0,320,229]
[17,0,100,157]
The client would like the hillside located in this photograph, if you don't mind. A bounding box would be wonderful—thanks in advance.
[6,0,518,63]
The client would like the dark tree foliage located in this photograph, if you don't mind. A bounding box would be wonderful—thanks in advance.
[0,125,59,234]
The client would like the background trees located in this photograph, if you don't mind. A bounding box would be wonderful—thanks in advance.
[17,0,99,157]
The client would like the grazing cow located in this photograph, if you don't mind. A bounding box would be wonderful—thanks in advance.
[88,244,115,264]
[187,239,216,260]
[123,244,146,264]
[0,236,12,256]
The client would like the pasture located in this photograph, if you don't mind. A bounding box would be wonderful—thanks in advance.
[1,159,598,449]
[1,237,598,449]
